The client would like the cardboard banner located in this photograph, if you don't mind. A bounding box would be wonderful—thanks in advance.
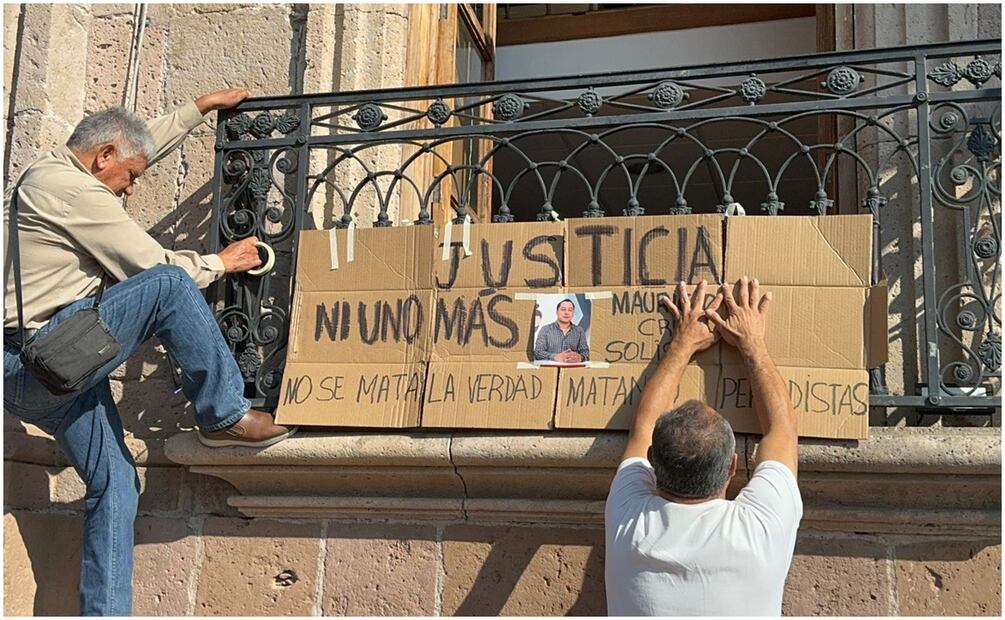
[277,362,425,427]
[289,290,434,364]
[716,365,869,440]
[435,221,565,290]
[430,289,545,362]
[423,362,558,429]
[582,286,719,366]
[556,363,715,430]
[566,214,723,287]
[275,214,882,439]
[295,226,436,292]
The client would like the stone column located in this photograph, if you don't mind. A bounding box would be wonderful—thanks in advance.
[3,4,91,183]
[299,3,410,227]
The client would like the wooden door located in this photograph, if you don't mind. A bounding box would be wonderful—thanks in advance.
[404,4,496,225]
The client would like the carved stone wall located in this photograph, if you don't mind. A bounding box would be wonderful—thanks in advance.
[3,3,1001,616]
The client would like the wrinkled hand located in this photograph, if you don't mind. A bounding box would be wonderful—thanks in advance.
[218,237,263,273]
[705,275,772,357]
[195,88,251,114]
[660,280,720,356]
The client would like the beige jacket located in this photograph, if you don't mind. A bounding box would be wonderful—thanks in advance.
[3,101,224,329]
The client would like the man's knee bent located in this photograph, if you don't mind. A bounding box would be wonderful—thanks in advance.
[139,264,201,296]
[83,459,140,512]
[144,263,193,284]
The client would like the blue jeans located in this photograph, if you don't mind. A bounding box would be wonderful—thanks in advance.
[4,265,250,615]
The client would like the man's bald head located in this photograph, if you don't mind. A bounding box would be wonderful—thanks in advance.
[650,400,737,499]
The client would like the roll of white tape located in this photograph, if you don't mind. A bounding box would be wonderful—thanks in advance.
[247,242,276,276]
[724,202,746,216]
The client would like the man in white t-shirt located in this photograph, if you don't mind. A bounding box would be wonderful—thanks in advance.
[605,277,802,616]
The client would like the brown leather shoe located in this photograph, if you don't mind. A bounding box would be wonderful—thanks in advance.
[198,410,296,448]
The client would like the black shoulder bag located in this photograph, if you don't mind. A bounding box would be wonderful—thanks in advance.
[8,172,121,395]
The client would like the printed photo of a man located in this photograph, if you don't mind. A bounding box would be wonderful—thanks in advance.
[534,297,590,363]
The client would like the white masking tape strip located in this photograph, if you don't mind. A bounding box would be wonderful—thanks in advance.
[441,219,453,261]
[584,291,613,300]
[346,221,356,263]
[515,360,611,370]
[462,214,473,257]
[328,227,339,270]
[513,292,538,300]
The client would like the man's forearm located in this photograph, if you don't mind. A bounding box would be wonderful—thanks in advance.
[742,343,795,436]
[628,343,691,445]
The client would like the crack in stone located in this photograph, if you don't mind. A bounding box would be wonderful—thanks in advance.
[447,434,470,521]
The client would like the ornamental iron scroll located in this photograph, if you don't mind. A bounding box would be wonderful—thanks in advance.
[209,40,1001,412]
[928,98,1001,406]
[210,105,309,407]
[226,110,300,140]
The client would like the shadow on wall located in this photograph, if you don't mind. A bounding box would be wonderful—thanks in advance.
[441,526,607,616]
[8,508,208,615]
[2,175,222,615]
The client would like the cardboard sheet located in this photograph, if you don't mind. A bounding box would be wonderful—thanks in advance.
[556,363,716,429]
[566,214,724,287]
[288,290,434,364]
[724,215,871,287]
[434,221,565,290]
[275,362,425,427]
[583,286,720,366]
[295,225,435,292]
[422,362,558,429]
[429,288,548,362]
[715,365,870,440]
[717,284,868,370]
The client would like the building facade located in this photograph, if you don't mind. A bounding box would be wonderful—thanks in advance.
[4,3,1001,615]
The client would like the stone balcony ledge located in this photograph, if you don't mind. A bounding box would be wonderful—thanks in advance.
[165,427,1001,535]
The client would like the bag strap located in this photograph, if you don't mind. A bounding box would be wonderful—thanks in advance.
[7,166,108,345]
[8,170,29,346]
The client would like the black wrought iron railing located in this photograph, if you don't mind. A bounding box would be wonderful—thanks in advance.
[208,40,1001,414]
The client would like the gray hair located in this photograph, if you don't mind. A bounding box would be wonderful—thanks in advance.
[650,400,736,499]
[66,107,156,161]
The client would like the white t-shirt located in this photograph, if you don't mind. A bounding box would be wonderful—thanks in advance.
[605,458,802,616]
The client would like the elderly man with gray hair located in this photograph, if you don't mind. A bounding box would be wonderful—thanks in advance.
[605,278,802,616]
[3,89,294,615]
